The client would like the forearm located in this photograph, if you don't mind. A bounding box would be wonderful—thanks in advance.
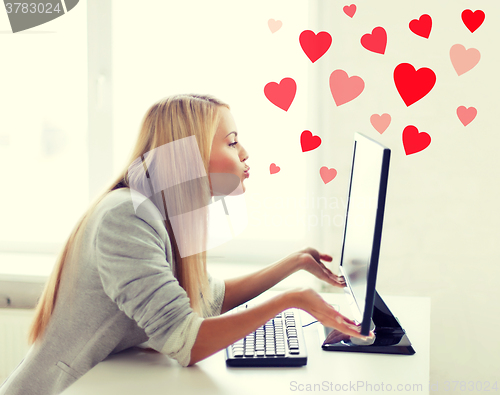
[188,291,293,365]
[220,254,302,314]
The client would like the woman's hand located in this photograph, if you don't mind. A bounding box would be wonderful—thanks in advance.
[295,247,346,288]
[287,287,374,340]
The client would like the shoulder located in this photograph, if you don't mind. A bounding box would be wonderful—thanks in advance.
[93,187,168,244]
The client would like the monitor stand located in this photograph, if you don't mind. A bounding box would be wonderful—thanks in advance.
[320,291,415,355]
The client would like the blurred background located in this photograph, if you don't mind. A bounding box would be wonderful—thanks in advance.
[0,0,499,388]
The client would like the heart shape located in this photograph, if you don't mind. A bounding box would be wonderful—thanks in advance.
[320,167,337,184]
[270,163,281,174]
[457,106,477,126]
[300,130,322,152]
[343,4,356,18]
[329,69,365,106]
[360,26,387,54]
[450,44,480,76]
[299,30,332,63]
[268,19,282,33]
[461,9,485,33]
[264,77,297,111]
[370,113,391,134]
[409,14,432,39]
[402,125,431,155]
[393,63,436,107]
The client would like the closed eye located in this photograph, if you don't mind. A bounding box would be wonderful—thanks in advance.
[229,142,238,147]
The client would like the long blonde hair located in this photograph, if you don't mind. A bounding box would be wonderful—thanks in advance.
[28,94,229,345]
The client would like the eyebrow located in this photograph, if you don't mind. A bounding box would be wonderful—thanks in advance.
[225,131,238,138]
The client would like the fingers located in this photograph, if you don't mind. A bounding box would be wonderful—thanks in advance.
[326,271,346,286]
[326,309,373,340]
[319,253,333,262]
[340,321,374,339]
[342,316,357,326]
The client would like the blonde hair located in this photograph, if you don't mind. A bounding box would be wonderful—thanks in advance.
[28,93,229,345]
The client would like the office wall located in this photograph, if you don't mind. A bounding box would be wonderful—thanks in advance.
[304,0,500,387]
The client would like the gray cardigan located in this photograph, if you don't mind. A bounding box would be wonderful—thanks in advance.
[0,188,225,395]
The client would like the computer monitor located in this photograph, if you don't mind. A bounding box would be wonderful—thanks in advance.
[321,133,415,355]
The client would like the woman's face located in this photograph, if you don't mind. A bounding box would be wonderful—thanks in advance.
[208,107,250,195]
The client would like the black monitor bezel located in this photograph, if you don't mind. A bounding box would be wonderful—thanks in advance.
[339,133,391,336]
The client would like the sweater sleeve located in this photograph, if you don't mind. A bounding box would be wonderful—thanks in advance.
[205,272,226,317]
[94,199,202,366]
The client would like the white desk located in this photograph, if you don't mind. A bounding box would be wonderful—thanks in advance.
[62,293,430,395]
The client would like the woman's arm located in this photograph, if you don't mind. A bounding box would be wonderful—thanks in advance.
[188,287,372,366]
[220,247,346,314]
[220,253,301,314]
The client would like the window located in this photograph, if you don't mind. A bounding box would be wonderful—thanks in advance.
[0,5,88,256]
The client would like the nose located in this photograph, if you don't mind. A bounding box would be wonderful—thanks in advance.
[240,145,249,164]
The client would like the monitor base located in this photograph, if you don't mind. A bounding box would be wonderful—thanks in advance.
[320,292,415,355]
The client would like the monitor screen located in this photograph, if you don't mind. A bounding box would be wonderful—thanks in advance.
[339,133,390,336]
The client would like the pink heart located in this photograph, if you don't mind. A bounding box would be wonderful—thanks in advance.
[320,167,337,184]
[268,19,282,33]
[450,44,480,76]
[457,106,477,126]
[329,69,365,106]
[343,4,356,18]
[360,26,387,54]
[270,163,281,174]
[264,77,297,111]
[370,113,391,134]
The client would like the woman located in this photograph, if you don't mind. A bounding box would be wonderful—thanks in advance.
[0,94,372,395]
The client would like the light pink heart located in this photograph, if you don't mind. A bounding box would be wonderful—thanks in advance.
[457,106,477,126]
[450,44,480,76]
[268,19,282,33]
[270,163,281,174]
[370,113,391,134]
[343,4,356,18]
[329,69,365,106]
[320,167,337,184]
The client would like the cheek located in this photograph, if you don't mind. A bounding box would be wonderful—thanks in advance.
[209,151,235,173]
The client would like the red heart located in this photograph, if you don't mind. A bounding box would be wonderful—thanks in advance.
[409,14,432,39]
[300,130,321,152]
[264,77,297,111]
[320,167,337,184]
[461,9,485,33]
[360,27,387,54]
[299,30,332,63]
[343,4,356,18]
[270,163,281,174]
[402,126,431,155]
[393,63,436,107]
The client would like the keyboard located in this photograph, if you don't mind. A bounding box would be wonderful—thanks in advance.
[225,305,308,367]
